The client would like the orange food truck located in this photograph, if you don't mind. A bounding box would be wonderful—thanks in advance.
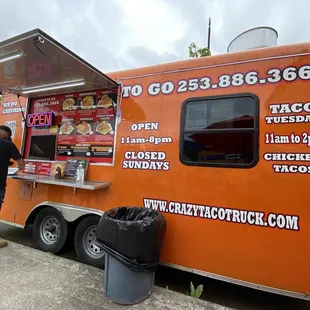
[0,27,309,300]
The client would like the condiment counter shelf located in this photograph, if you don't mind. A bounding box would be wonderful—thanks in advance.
[8,173,110,194]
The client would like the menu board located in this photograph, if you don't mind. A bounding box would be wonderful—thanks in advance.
[64,158,89,179]
[23,161,36,174]
[36,162,52,175]
[23,161,52,176]
[24,89,117,164]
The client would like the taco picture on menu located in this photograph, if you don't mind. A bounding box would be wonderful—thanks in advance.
[80,96,95,109]
[62,98,76,111]
[59,121,74,135]
[97,94,114,108]
[96,120,112,135]
[77,121,92,135]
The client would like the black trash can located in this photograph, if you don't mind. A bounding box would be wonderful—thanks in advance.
[95,207,167,305]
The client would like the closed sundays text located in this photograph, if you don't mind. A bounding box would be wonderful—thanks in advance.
[122,151,170,170]
[144,199,299,231]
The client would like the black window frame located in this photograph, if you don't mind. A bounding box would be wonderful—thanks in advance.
[179,92,259,169]
[28,134,57,161]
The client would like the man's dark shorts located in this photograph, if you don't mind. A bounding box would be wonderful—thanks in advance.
[0,187,5,208]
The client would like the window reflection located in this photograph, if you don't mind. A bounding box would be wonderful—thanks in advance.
[185,97,255,130]
[181,95,258,167]
[183,132,254,164]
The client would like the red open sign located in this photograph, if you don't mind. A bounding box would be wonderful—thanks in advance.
[27,111,53,127]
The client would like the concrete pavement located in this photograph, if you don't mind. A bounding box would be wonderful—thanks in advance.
[0,241,235,310]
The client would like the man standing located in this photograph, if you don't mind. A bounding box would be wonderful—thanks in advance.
[0,125,25,248]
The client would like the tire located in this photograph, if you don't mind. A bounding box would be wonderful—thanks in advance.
[74,215,105,269]
[33,207,69,254]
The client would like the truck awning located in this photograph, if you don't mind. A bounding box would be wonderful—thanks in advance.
[0,28,119,99]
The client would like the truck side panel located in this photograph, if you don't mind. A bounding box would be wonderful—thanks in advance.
[112,53,310,296]
[0,46,309,297]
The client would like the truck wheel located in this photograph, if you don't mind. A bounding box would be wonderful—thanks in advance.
[74,215,105,269]
[33,207,69,254]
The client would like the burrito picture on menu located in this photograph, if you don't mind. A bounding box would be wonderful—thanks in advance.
[80,96,94,109]
[96,120,112,135]
[62,98,76,111]
[77,121,92,135]
[59,121,74,135]
[97,94,114,108]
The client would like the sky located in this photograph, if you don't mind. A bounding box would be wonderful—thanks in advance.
[0,0,308,73]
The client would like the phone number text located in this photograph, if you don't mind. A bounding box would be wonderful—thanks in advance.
[122,65,310,97]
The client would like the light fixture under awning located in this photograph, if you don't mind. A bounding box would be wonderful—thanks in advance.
[0,50,24,64]
[0,28,119,98]
[21,79,85,94]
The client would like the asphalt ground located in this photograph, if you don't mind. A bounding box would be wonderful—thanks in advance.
[0,223,309,310]
[0,241,228,310]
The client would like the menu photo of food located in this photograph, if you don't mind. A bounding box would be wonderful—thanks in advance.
[96,94,116,109]
[61,97,77,111]
[76,120,94,136]
[58,120,75,136]
[95,119,114,136]
[78,95,96,110]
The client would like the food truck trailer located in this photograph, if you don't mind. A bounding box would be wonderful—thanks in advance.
[0,28,309,300]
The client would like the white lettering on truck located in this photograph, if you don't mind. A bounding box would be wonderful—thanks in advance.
[131,122,159,131]
[144,198,299,231]
[120,65,310,98]
[122,151,170,171]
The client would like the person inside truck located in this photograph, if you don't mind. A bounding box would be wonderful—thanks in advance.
[0,125,25,249]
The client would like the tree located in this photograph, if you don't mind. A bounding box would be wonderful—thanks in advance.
[188,42,211,58]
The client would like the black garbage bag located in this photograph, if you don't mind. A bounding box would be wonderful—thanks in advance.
[95,207,167,272]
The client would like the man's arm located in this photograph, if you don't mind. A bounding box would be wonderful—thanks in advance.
[16,158,25,170]
[9,142,25,170]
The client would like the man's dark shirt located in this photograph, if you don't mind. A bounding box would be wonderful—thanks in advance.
[0,140,22,188]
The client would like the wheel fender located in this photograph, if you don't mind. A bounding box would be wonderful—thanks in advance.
[26,201,104,226]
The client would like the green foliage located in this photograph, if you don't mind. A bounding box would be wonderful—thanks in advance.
[186,281,203,298]
[188,42,211,58]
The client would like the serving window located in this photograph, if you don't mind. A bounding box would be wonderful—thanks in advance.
[24,88,118,165]
[180,93,259,168]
